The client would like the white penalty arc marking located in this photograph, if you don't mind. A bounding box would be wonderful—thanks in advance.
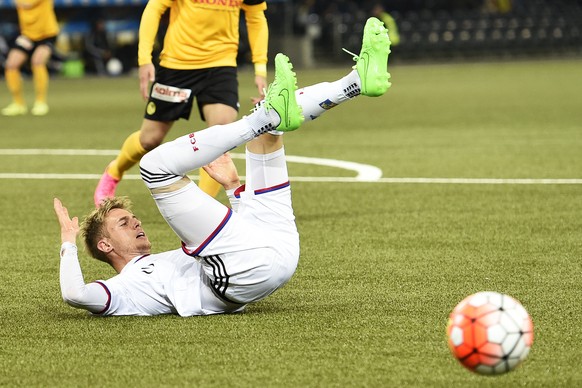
[0,148,382,181]
[1,149,581,185]
[230,153,383,181]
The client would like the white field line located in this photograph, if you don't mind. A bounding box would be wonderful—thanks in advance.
[1,173,581,184]
[1,149,581,185]
[0,149,381,181]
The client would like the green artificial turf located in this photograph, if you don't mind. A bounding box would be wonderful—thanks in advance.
[0,59,581,387]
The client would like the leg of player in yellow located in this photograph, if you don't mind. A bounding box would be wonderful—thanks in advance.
[198,103,238,198]
[30,43,53,116]
[2,49,28,116]
[94,119,169,206]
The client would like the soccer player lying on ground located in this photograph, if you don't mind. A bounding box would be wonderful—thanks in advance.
[54,18,391,317]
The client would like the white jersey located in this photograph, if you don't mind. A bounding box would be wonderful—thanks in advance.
[60,243,247,316]
[95,249,248,316]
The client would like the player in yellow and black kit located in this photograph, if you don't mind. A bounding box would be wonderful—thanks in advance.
[94,0,269,206]
[2,0,59,116]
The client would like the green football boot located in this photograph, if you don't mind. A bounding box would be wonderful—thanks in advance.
[264,53,304,132]
[352,17,392,97]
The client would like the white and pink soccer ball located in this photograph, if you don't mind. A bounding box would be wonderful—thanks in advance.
[447,291,534,375]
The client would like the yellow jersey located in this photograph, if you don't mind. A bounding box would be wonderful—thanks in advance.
[15,0,59,41]
[138,0,268,73]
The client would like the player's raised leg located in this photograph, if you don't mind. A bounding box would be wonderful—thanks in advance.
[140,53,302,191]
[2,50,28,116]
[292,17,391,123]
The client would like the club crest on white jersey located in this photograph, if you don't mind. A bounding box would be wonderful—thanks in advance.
[151,83,192,103]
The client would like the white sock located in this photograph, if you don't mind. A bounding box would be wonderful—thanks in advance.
[296,70,361,122]
[244,102,282,136]
[245,147,289,192]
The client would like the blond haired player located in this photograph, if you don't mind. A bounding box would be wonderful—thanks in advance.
[55,19,391,317]
[94,0,270,206]
[2,0,59,116]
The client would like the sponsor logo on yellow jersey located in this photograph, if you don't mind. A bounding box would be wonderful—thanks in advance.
[191,0,242,8]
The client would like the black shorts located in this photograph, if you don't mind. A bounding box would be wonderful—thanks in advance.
[12,35,57,56]
[144,66,239,122]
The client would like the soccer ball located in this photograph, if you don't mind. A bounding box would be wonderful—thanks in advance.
[447,291,534,375]
[106,58,123,76]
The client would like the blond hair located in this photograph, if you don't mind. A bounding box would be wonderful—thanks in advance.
[81,197,133,262]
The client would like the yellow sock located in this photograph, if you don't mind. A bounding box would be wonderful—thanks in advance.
[198,167,222,198]
[32,65,49,103]
[108,131,148,180]
[5,69,25,105]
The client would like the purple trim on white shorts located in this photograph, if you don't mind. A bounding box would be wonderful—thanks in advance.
[254,181,290,195]
[181,208,233,257]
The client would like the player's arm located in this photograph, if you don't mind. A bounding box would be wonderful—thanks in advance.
[242,0,268,102]
[54,199,109,314]
[59,243,110,313]
[138,0,172,99]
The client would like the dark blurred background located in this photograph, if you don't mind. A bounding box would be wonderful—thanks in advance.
[1,0,581,75]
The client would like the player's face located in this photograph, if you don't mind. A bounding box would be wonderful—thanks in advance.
[103,208,151,256]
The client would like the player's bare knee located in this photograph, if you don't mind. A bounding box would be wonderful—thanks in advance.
[140,136,163,151]
[140,120,172,150]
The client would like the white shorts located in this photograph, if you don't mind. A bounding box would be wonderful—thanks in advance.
[151,147,300,305]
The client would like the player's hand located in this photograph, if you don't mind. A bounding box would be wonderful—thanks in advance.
[250,74,267,105]
[202,153,241,190]
[53,198,80,244]
[139,63,156,101]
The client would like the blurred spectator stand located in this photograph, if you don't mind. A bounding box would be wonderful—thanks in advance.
[0,0,144,75]
[2,0,581,73]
